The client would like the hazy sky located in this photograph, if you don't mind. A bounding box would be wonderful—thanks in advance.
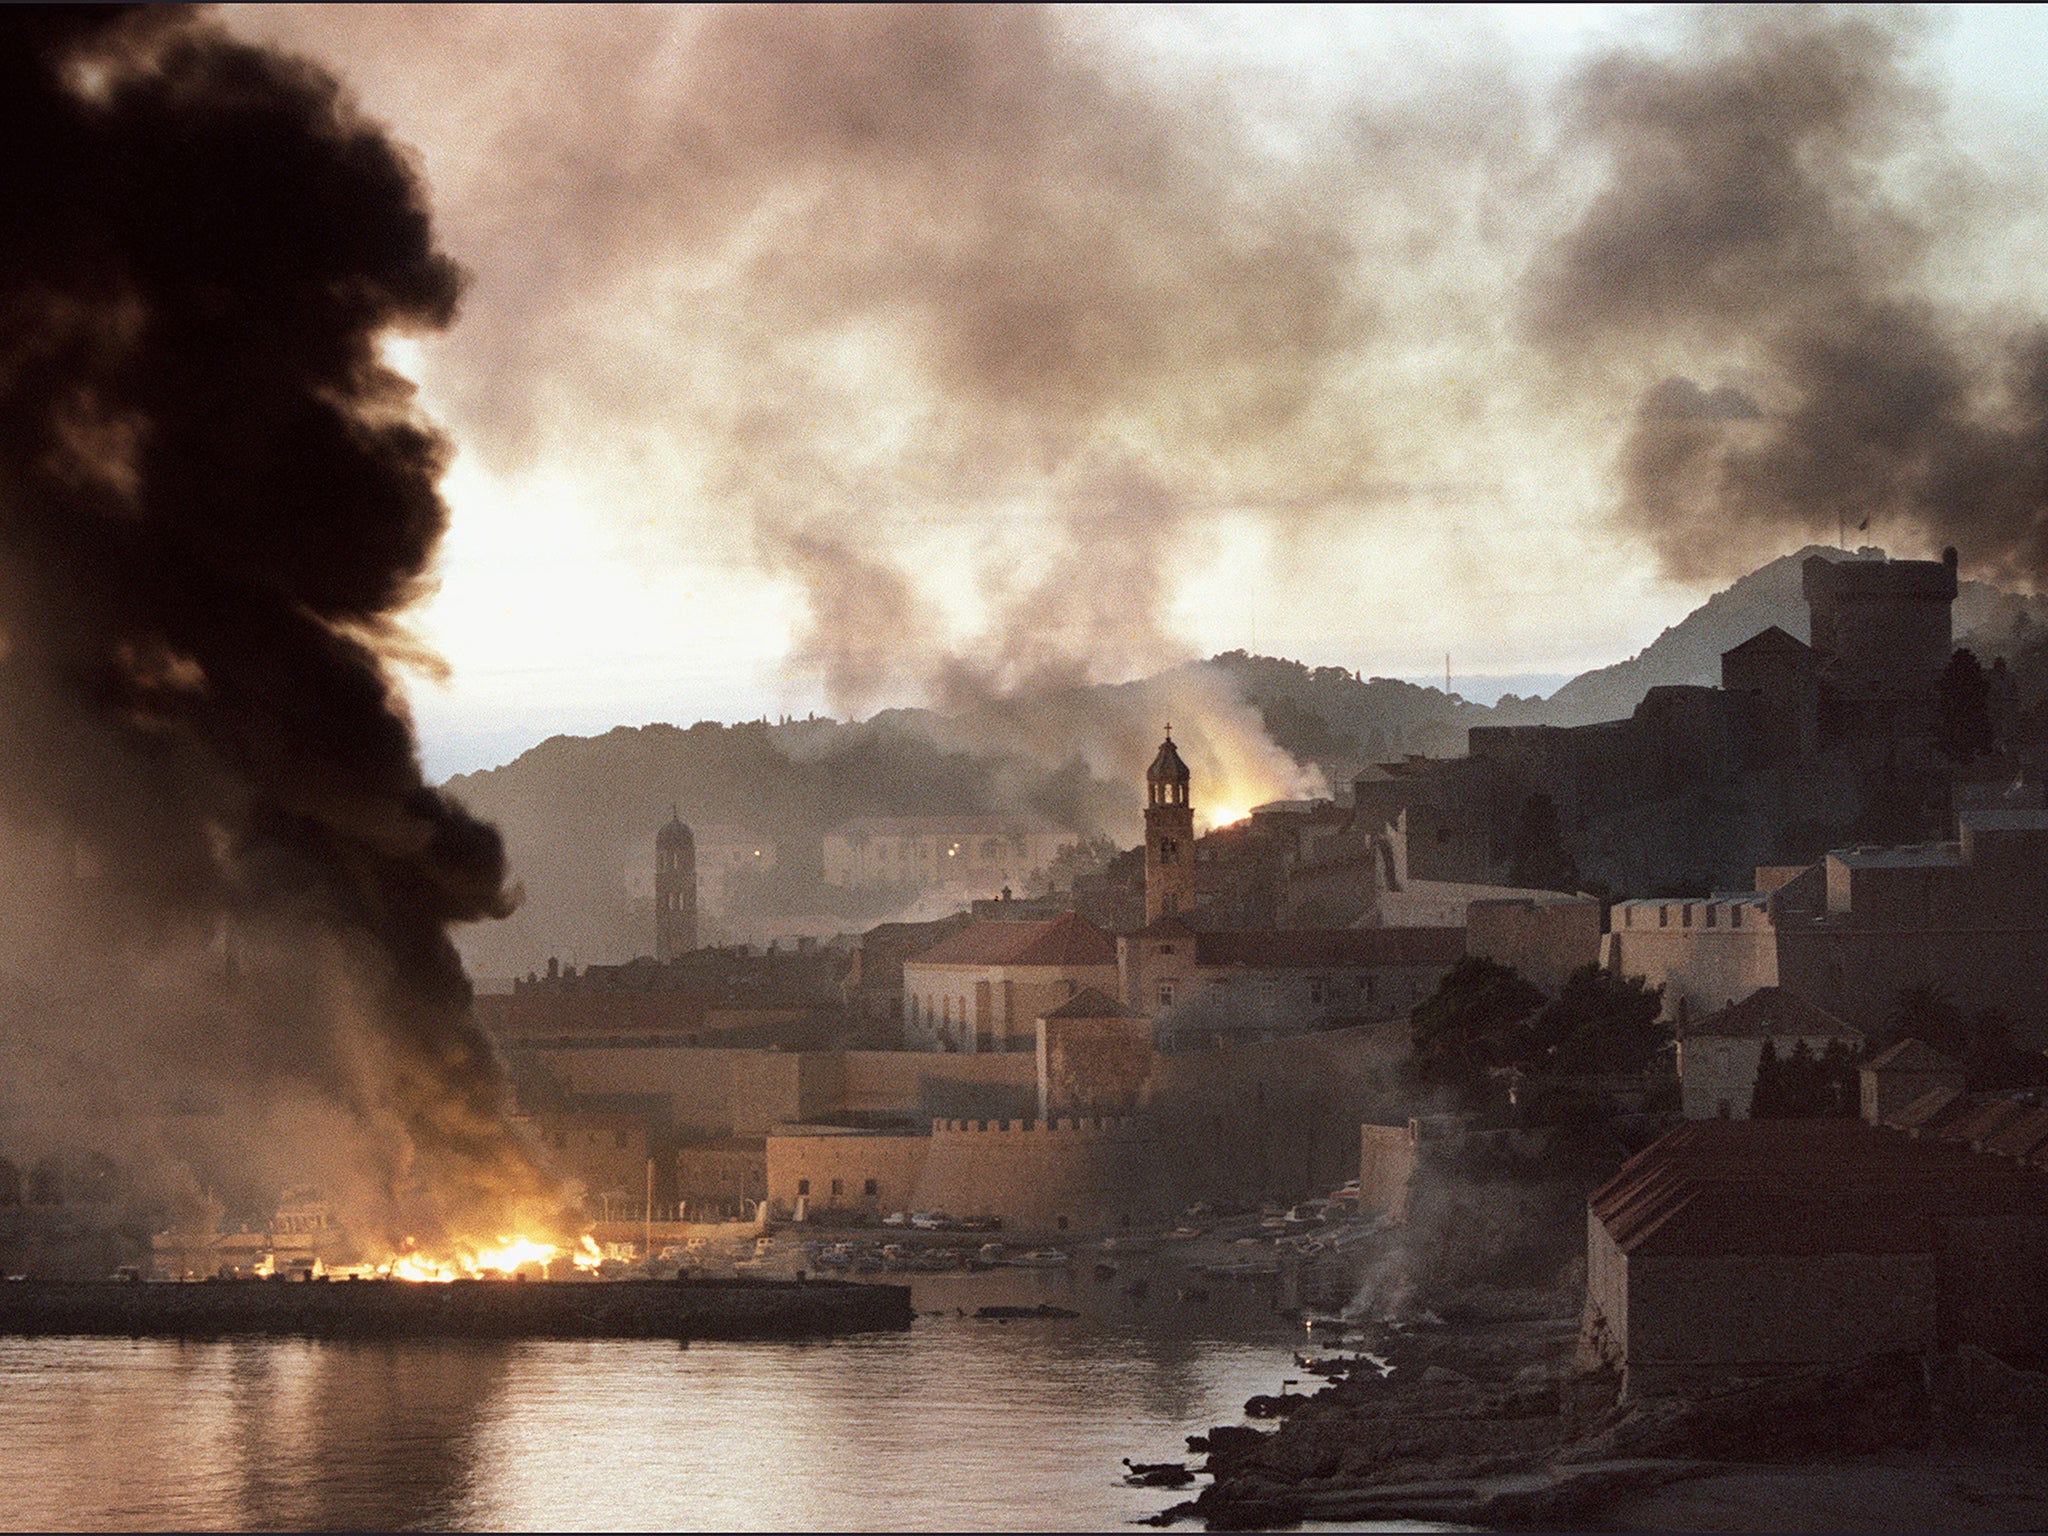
[219,5,2048,778]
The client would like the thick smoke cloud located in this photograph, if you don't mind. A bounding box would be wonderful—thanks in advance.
[1531,8,2048,588]
[231,2,1531,802]
[0,7,562,1247]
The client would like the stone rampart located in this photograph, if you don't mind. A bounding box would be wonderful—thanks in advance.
[913,1116,1167,1233]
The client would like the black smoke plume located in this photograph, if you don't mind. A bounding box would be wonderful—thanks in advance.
[1528,8,2048,589]
[0,8,562,1247]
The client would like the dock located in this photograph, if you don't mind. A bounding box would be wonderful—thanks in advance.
[0,1276,913,1340]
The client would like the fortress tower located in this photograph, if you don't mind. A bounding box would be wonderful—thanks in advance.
[1144,728,1194,924]
[1802,547,1958,743]
[655,808,696,962]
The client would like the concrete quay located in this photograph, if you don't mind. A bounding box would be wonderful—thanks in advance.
[0,1276,913,1340]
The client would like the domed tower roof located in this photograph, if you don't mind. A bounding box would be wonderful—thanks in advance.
[657,806,693,846]
[1146,728,1190,786]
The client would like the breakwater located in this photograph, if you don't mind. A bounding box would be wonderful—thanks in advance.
[0,1276,911,1340]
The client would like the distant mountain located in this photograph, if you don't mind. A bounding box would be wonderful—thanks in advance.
[1530,546,2048,729]
[441,546,2048,978]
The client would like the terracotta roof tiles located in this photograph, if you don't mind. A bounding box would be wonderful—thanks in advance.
[905,911,1115,969]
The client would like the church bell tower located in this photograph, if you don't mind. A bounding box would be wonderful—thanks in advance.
[1144,727,1195,924]
[655,808,696,962]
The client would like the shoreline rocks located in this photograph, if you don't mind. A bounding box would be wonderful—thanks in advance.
[1147,1285,2048,1530]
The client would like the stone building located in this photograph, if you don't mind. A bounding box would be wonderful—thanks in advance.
[1583,1119,2048,1396]
[1676,987,1863,1120]
[654,809,696,961]
[1465,548,1961,893]
[900,911,1119,1052]
[821,815,1078,896]
[673,1136,767,1215]
[1860,1039,1967,1125]
[1035,987,1155,1121]
[1117,921,1462,1038]
[1609,810,2048,1041]
[764,1125,931,1220]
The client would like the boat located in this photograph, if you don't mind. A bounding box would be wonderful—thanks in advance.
[1008,1248,1069,1268]
[1197,1259,1279,1281]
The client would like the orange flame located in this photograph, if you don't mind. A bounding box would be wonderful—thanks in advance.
[382,1234,603,1282]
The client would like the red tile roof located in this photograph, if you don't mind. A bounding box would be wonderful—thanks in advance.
[1864,1038,1964,1075]
[1041,985,1140,1020]
[1686,987,1859,1042]
[1887,1085,1967,1134]
[1191,927,1464,970]
[905,911,1115,969]
[1589,1119,2044,1258]
[1980,1107,2048,1162]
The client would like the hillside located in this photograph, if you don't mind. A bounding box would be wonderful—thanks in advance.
[444,547,2048,979]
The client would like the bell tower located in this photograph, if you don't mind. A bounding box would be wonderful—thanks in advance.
[1144,726,1195,924]
[655,807,696,961]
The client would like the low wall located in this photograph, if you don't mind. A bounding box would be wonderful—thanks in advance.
[0,1277,912,1339]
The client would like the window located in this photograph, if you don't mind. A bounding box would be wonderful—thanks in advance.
[1436,827,1453,845]
[831,1178,844,1197]
[864,1178,878,1197]
[1157,980,1175,1009]
[1159,838,1178,864]
[1731,905,1743,928]
[615,1129,630,1149]
[1309,978,1328,1007]
[1056,1215,1069,1230]
[1658,905,1669,928]
[797,1179,810,1196]
[1705,904,1716,928]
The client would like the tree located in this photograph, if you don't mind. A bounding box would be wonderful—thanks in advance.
[1883,984,1969,1057]
[1961,1008,2048,1092]
[1408,955,1544,1096]
[1936,648,1996,763]
[1525,964,1668,1075]
[1749,1039,1785,1117]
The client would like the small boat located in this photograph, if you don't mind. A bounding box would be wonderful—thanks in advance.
[975,1303,1080,1320]
[1092,1261,1117,1282]
[1176,1285,1210,1303]
[1009,1248,1069,1268]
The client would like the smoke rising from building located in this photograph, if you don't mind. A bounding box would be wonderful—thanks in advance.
[0,8,563,1247]
[1530,8,2048,588]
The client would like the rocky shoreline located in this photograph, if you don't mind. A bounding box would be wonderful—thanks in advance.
[1146,1286,2048,1531]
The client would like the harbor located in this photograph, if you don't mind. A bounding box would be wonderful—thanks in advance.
[0,1275,911,1341]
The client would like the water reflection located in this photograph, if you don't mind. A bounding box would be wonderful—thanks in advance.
[0,1271,1322,1532]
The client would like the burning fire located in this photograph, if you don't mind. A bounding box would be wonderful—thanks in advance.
[1203,804,1252,831]
[384,1235,603,1282]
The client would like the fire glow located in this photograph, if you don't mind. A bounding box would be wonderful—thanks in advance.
[385,1235,603,1282]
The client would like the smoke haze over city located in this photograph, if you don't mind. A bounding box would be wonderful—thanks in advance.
[212,4,2048,776]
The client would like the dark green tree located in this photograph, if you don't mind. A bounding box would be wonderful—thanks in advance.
[1749,1039,1784,1117]
[1408,955,1544,1095]
[1526,964,1669,1074]
[1961,1008,2048,1092]
[1936,647,1996,763]
[1883,984,1969,1057]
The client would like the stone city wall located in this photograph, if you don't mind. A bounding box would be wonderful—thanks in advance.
[765,1128,931,1217]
